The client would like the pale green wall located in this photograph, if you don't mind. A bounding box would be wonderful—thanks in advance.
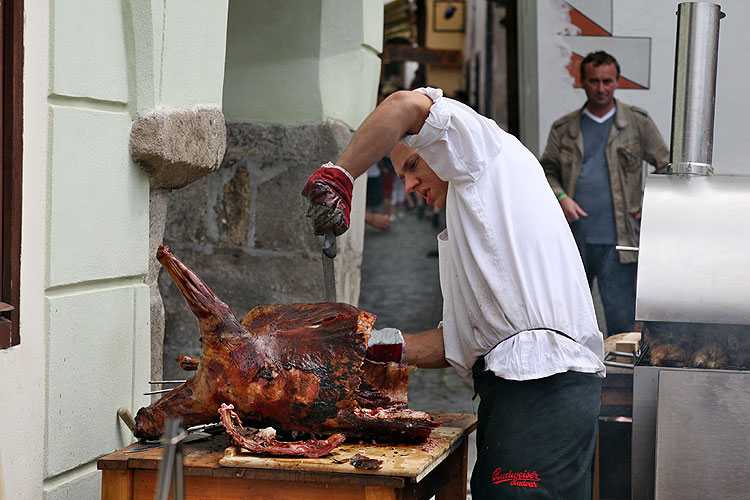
[158,1,228,108]
[1,1,230,499]
[44,1,151,497]
[223,0,383,128]
[127,0,228,115]
[1,2,49,498]
[5,1,378,497]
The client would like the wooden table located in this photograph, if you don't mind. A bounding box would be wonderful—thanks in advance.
[98,413,477,500]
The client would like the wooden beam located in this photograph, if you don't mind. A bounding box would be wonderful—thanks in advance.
[382,45,462,68]
[132,470,373,500]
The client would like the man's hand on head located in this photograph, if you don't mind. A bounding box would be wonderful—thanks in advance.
[301,163,354,235]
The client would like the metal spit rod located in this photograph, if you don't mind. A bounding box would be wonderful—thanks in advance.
[145,388,178,395]
[144,380,188,396]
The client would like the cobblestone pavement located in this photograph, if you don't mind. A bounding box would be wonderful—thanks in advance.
[358,209,477,498]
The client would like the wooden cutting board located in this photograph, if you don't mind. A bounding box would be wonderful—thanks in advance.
[219,424,465,482]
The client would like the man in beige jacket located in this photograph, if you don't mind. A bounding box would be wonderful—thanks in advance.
[540,51,669,335]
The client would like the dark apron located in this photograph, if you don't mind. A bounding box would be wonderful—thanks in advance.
[470,360,601,499]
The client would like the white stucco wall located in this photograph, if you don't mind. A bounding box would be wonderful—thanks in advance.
[0,2,50,499]
[223,0,382,129]
[0,1,229,499]
[158,1,228,108]
[127,0,227,115]
[706,1,750,175]
[319,0,384,129]
[46,0,150,497]
[536,0,750,176]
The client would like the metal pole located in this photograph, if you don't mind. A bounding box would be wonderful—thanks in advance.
[669,2,724,176]
[155,418,186,500]
[172,441,185,500]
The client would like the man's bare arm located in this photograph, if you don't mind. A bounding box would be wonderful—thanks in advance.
[337,91,432,179]
[403,327,450,369]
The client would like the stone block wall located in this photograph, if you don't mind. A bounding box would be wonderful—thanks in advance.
[160,120,364,379]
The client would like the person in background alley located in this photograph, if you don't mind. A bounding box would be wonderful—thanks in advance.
[364,161,390,231]
[540,51,669,336]
[365,211,390,231]
[365,162,384,213]
[302,86,605,499]
[390,169,408,218]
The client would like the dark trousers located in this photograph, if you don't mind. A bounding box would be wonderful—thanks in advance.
[579,243,637,335]
[366,175,384,210]
[470,367,601,499]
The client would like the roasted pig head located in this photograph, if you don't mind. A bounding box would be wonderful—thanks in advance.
[134,245,438,443]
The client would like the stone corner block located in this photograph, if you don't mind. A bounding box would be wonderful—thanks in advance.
[130,106,227,190]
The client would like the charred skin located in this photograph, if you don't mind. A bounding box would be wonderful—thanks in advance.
[193,302,376,436]
[134,382,214,440]
[331,406,437,443]
[134,246,439,442]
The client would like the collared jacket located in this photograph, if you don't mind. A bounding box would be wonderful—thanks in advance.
[540,100,669,263]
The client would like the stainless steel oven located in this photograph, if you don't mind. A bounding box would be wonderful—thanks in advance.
[626,3,750,499]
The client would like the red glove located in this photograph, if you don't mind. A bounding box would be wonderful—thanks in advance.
[301,163,354,236]
[365,328,404,363]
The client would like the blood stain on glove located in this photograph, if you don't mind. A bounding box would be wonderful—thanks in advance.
[301,164,354,235]
[366,344,404,363]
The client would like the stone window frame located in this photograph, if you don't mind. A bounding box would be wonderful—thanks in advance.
[0,0,23,349]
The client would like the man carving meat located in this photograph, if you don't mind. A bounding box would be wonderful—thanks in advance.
[302,88,605,499]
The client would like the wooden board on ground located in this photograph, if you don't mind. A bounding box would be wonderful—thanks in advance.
[219,424,464,483]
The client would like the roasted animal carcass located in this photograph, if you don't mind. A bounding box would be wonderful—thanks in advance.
[134,246,438,445]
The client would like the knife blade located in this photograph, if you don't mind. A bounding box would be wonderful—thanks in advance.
[322,229,337,302]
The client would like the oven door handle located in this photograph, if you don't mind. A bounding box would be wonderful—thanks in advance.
[603,350,635,369]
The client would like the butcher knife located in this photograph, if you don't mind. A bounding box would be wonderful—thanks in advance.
[322,229,337,302]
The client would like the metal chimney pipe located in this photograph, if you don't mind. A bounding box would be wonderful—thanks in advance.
[668,2,724,176]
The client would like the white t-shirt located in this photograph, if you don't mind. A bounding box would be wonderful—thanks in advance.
[401,88,605,380]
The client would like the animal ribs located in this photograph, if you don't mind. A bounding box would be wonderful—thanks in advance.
[134,246,438,445]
